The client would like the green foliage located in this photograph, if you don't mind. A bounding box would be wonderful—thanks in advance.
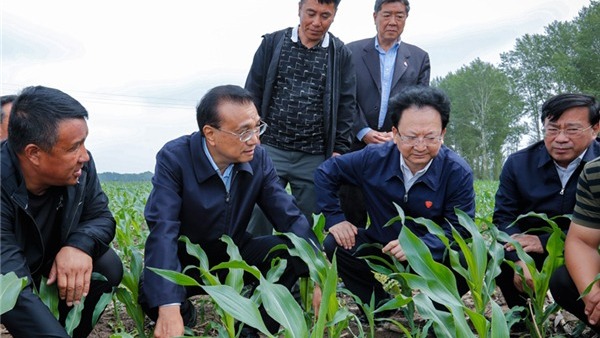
[33,273,114,336]
[98,180,568,337]
[103,181,151,337]
[0,272,27,315]
[435,59,525,180]
[499,212,566,336]
[394,208,512,337]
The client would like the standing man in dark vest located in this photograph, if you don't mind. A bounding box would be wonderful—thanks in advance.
[245,0,356,235]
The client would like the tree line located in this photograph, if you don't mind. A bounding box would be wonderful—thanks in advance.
[435,1,599,180]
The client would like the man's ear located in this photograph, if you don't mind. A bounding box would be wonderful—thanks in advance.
[202,125,216,146]
[23,144,42,165]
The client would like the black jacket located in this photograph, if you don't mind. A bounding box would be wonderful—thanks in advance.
[1,142,115,286]
[245,27,356,157]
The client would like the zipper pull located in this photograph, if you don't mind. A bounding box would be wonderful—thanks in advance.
[404,192,408,203]
[559,188,565,196]
[225,193,230,203]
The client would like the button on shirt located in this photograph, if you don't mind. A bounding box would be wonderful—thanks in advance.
[357,38,400,141]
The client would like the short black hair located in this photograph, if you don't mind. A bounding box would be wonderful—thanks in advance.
[389,86,450,129]
[196,85,257,134]
[374,0,410,13]
[0,94,17,123]
[541,93,600,125]
[300,0,341,9]
[9,86,88,153]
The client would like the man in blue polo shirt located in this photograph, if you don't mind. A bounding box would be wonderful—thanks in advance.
[315,86,474,307]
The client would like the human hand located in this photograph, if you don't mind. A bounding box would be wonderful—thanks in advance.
[505,234,544,254]
[363,130,393,144]
[382,239,407,262]
[47,246,93,306]
[513,260,534,293]
[329,221,358,250]
[154,305,184,338]
[312,284,322,317]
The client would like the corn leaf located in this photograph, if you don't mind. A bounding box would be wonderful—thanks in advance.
[0,272,27,315]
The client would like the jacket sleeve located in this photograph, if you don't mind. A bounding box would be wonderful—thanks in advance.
[333,45,357,154]
[244,35,269,113]
[417,51,431,86]
[142,146,187,308]
[257,151,320,251]
[64,154,116,259]
[314,151,364,229]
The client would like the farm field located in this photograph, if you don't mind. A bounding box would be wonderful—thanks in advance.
[1,180,589,337]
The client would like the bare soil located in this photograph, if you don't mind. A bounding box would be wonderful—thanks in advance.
[2,288,593,337]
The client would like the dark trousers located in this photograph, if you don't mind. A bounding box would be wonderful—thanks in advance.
[496,252,546,308]
[2,248,123,338]
[339,184,368,228]
[324,229,469,307]
[550,265,600,333]
[247,145,324,236]
[139,235,310,334]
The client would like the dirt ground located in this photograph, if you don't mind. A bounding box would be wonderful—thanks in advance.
[2,288,594,337]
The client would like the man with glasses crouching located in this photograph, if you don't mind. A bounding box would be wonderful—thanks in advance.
[139,85,321,338]
[314,86,474,315]
[493,93,600,316]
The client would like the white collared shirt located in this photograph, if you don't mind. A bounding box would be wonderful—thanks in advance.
[291,25,330,48]
[554,149,587,188]
[400,155,433,192]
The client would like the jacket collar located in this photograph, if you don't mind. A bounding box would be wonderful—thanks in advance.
[383,142,448,192]
[1,142,29,208]
[189,132,254,185]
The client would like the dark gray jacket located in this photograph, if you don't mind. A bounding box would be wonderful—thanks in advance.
[245,27,356,157]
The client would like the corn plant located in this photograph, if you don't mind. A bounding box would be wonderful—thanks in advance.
[34,273,114,336]
[473,180,498,230]
[358,243,417,336]
[103,182,151,337]
[377,205,513,337]
[149,235,277,337]
[499,212,566,337]
[274,232,356,338]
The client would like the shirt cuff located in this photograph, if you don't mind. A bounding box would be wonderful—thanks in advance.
[357,128,372,142]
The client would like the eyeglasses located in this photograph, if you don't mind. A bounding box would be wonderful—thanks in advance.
[543,125,593,138]
[397,134,442,146]
[214,121,268,142]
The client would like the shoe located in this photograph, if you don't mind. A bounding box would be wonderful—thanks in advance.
[182,299,197,328]
[240,326,260,338]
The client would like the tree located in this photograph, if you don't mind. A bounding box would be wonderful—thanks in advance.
[571,1,600,97]
[500,34,560,143]
[435,59,524,180]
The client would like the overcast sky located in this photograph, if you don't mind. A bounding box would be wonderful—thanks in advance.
[1,0,592,173]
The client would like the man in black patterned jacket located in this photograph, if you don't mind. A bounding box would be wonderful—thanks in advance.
[245,0,356,235]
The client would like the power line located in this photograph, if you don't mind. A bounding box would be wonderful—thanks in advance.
[1,83,199,110]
